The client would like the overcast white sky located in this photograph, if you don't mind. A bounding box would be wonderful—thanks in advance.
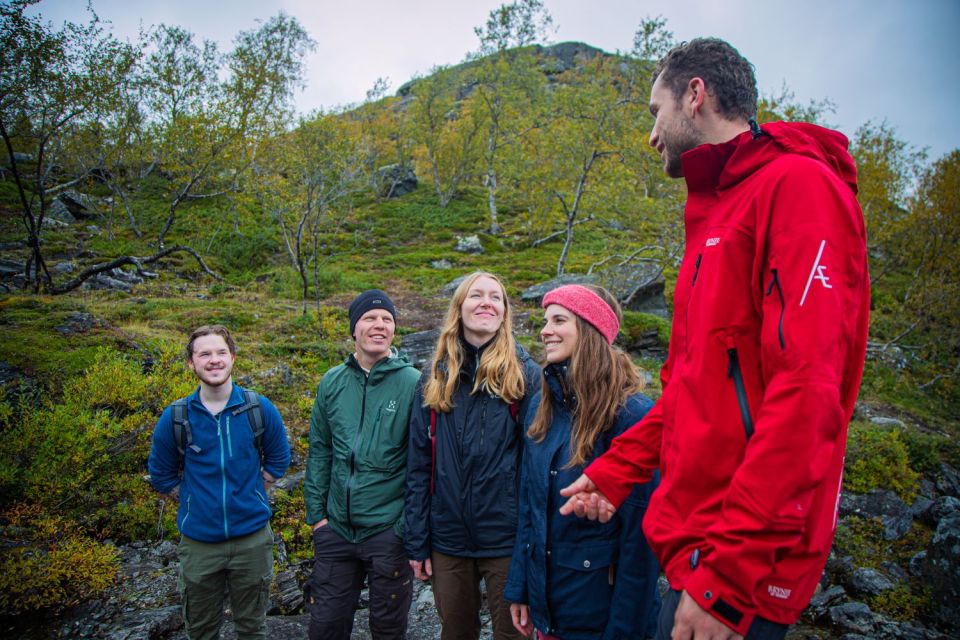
[27,0,960,161]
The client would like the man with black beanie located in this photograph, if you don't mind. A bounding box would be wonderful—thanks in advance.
[304,289,421,639]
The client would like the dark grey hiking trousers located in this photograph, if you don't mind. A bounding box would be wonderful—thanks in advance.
[306,525,412,640]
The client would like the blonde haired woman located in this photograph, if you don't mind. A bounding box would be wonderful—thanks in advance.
[405,272,541,640]
[505,284,660,639]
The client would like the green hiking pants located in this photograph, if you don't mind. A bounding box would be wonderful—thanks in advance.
[177,525,274,640]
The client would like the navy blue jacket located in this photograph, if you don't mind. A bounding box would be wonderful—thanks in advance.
[504,363,660,639]
[148,384,290,543]
[404,340,541,559]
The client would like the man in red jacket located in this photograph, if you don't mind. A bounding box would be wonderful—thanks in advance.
[560,38,870,640]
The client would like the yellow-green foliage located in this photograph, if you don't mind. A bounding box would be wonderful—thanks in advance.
[271,488,313,562]
[844,421,920,501]
[834,515,885,570]
[832,515,934,620]
[0,347,193,540]
[0,506,118,614]
[870,585,931,621]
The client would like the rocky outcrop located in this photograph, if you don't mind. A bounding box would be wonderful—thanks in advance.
[375,163,417,198]
[802,462,960,639]
[454,235,484,254]
[400,328,439,370]
[83,266,146,293]
[520,264,668,316]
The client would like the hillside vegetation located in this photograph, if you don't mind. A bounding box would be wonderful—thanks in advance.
[0,1,957,636]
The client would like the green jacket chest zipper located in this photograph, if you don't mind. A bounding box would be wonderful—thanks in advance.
[346,373,369,535]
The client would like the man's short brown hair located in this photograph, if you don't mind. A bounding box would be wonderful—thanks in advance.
[653,37,758,121]
[185,325,236,361]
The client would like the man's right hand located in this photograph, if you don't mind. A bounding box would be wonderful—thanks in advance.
[510,603,533,637]
[558,473,617,522]
[312,518,328,531]
[409,558,432,581]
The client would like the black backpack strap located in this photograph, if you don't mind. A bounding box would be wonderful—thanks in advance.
[233,389,266,466]
[171,398,194,477]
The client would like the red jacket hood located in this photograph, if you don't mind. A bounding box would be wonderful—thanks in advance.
[682,121,859,195]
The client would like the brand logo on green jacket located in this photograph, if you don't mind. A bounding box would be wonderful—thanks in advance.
[385,399,398,413]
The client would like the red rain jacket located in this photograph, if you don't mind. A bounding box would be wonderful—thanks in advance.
[585,122,870,634]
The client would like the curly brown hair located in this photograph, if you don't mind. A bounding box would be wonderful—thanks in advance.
[653,37,757,122]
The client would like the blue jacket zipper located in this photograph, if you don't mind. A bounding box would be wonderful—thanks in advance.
[217,414,229,538]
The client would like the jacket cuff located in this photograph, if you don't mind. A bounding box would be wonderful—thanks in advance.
[684,566,755,637]
[503,581,526,604]
[584,465,631,508]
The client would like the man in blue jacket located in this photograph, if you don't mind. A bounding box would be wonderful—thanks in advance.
[148,325,291,640]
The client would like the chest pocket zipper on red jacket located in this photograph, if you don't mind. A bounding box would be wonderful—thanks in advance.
[691,253,702,287]
[765,268,786,350]
[726,348,754,441]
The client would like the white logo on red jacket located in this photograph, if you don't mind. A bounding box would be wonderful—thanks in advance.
[800,240,832,306]
[705,237,720,247]
[767,584,793,600]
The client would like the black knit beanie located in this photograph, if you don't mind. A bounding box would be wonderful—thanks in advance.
[348,289,397,338]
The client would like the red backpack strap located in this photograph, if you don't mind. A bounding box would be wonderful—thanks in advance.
[429,409,437,495]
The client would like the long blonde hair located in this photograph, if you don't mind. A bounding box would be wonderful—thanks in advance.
[423,272,526,412]
[527,286,643,467]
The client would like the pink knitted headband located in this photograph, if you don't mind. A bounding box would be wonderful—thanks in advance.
[542,285,619,344]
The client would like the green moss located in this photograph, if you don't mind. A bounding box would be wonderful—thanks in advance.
[271,487,313,562]
[869,585,931,621]
[833,515,886,570]
[0,179,28,208]
[621,310,671,345]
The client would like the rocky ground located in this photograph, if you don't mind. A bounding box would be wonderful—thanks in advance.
[22,455,956,640]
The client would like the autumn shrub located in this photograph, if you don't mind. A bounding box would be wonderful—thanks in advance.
[899,428,947,474]
[844,421,920,501]
[0,346,192,540]
[0,505,118,614]
[212,227,281,273]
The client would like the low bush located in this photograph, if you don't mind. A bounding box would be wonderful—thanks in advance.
[0,505,118,614]
[844,421,920,501]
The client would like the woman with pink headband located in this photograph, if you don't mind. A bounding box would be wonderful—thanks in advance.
[504,284,661,640]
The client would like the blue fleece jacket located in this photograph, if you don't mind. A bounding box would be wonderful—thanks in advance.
[148,384,290,543]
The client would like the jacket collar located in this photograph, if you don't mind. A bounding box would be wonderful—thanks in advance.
[187,382,245,411]
[346,347,410,379]
[458,334,494,382]
[681,121,859,195]
[544,360,575,408]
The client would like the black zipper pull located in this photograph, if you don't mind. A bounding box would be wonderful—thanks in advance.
[691,253,702,287]
[765,269,787,350]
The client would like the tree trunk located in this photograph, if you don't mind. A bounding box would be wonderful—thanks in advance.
[486,133,501,234]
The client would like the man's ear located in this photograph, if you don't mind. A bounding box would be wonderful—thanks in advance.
[686,77,707,116]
